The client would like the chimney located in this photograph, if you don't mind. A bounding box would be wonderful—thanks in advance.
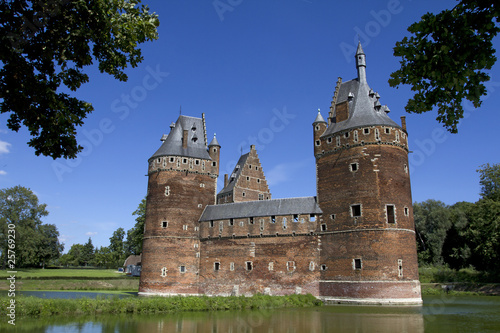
[182,130,188,149]
[224,174,228,188]
[400,116,407,131]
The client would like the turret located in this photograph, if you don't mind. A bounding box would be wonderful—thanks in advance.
[208,133,221,179]
[315,45,421,304]
[313,109,327,156]
[139,114,219,296]
[355,41,366,84]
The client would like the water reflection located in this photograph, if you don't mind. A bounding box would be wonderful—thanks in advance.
[2,296,500,333]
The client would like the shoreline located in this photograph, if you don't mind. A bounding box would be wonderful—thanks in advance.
[421,283,500,296]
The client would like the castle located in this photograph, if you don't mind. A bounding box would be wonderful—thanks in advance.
[139,43,422,305]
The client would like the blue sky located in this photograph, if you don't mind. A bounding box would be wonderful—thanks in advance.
[1,0,499,251]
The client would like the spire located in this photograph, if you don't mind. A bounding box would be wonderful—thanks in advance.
[355,41,366,84]
[313,108,327,124]
[208,133,220,147]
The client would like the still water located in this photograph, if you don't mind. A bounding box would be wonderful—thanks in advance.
[2,295,500,333]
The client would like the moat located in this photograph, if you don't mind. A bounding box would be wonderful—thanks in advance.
[3,295,500,332]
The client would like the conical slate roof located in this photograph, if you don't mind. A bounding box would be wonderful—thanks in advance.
[313,109,327,124]
[322,43,400,137]
[209,133,220,147]
[149,115,211,161]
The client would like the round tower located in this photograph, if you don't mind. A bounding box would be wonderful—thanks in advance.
[315,43,421,304]
[139,114,219,296]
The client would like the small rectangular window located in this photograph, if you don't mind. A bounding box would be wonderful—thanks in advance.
[293,214,299,222]
[183,225,188,230]
[229,218,234,226]
[271,216,276,223]
[180,266,186,273]
[182,158,188,164]
[268,262,274,271]
[350,163,358,172]
[246,261,253,271]
[330,214,336,220]
[364,128,370,135]
[404,207,409,216]
[398,259,403,277]
[249,217,254,225]
[259,193,264,200]
[212,161,217,167]
[214,262,220,271]
[309,214,316,222]
[387,205,396,224]
[321,224,327,231]
[230,262,235,271]
[162,221,168,228]
[385,128,391,134]
[315,140,321,146]
[351,204,362,217]
[209,221,214,228]
[287,261,296,272]
[354,258,362,270]
[320,264,327,271]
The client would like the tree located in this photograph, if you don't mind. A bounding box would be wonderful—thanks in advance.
[0,185,48,268]
[82,237,95,266]
[389,1,500,133]
[442,201,474,269]
[36,223,64,268]
[66,243,86,266]
[109,227,125,267]
[477,163,500,201]
[465,198,500,272]
[413,199,451,265]
[92,246,114,268]
[0,0,159,159]
[126,197,146,256]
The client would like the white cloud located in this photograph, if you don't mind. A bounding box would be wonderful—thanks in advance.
[0,170,6,176]
[0,140,11,154]
[85,231,98,236]
[59,234,73,243]
[0,129,7,134]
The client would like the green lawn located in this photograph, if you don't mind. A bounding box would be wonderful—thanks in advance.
[0,268,122,279]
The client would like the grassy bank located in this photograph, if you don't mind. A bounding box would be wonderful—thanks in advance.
[0,269,138,291]
[419,266,500,296]
[0,268,121,279]
[418,266,496,284]
[0,293,322,318]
